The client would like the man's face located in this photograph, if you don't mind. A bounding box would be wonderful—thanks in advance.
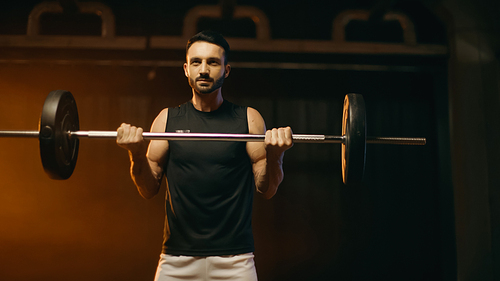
[184,41,230,95]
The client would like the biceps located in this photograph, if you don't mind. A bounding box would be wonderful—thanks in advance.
[147,140,168,179]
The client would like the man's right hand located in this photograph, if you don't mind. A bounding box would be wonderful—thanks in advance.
[116,123,147,154]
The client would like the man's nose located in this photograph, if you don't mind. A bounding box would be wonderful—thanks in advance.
[200,61,209,74]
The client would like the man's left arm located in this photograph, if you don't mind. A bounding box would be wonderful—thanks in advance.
[247,107,293,199]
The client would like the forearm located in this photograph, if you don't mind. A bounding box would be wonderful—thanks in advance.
[128,150,161,199]
[255,152,284,199]
[246,109,292,199]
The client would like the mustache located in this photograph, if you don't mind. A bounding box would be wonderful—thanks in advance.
[196,75,213,82]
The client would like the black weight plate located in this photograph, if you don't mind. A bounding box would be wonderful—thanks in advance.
[39,90,79,180]
[341,93,366,185]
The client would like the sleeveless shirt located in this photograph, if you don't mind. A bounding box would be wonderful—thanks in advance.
[162,100,255,256]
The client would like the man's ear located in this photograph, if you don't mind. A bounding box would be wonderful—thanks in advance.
[224,64,231,78]
[183,62,188,77]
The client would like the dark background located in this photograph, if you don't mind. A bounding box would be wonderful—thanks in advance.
[0,0,498,280]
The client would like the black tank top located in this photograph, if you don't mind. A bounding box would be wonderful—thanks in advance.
[162,100,255,256]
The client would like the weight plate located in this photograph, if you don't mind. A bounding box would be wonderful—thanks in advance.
[39,90,79,180]
[341,93,366,185]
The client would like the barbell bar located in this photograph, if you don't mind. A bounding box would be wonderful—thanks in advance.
[0,90,426,184]
[0,130,425,145]
[72,132,425,145]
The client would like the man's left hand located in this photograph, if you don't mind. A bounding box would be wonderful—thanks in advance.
[264,126,294,156]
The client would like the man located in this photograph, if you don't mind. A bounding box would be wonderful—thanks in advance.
[116,30,293,281]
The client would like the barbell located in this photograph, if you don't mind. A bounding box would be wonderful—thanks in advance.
[0,90,426,184]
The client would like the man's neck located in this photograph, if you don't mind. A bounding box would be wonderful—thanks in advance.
[190,89,224,112]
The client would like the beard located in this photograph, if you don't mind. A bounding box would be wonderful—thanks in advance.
[189,73,225,94]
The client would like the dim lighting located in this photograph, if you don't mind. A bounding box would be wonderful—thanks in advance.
[147,69,156,80]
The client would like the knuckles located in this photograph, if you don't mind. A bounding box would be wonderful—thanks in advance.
[116,123,144,144]
[265,127,293,149]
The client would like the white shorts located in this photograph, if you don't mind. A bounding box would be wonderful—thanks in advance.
[153,253,258,281]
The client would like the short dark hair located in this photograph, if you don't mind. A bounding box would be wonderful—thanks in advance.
[186,30,230,65]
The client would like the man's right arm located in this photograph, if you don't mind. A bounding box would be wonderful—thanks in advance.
[117,109,169,199]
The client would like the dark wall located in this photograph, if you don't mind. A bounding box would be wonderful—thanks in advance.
[441,0,500,280]
[0,0,497,280]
